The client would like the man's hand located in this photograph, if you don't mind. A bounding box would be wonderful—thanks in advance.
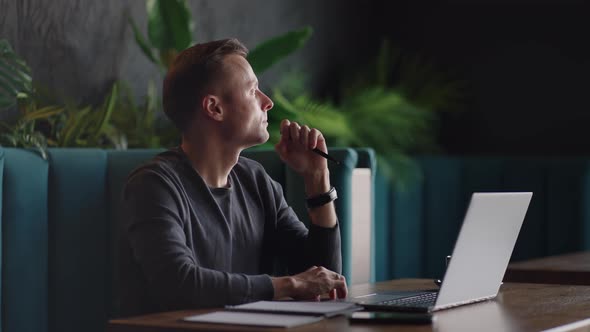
[271,266,348,301]
[275,119,328,177]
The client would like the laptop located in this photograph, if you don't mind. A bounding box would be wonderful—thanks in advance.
[350,192,533,313]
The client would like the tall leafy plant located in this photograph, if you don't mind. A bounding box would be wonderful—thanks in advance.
[53,83,119,147]
[0,39,121,157]
[129,0,193,72]
[0,39,58,158]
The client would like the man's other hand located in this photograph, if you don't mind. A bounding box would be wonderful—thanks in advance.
[271,266,348,301]
[275,119,328,176]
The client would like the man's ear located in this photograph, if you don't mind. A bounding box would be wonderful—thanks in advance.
[202,95,224,121]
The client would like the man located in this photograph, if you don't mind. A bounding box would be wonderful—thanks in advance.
[119,38,347,316]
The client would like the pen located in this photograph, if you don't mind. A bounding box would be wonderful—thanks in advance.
[312,148,340,165]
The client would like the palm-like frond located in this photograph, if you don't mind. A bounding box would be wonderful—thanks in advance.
[0,119,49,159]
[248,27,313,75]
[0,39,33,110]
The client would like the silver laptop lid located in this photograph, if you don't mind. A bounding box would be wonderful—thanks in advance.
[434,192,533,311]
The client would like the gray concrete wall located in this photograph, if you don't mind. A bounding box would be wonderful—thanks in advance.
[0,0,373,109]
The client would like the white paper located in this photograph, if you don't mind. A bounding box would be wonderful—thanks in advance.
[183,311,323,328]
[227,300,361,317]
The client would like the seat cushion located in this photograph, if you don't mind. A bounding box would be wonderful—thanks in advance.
[47,149,108,332]
[2,148,49,332]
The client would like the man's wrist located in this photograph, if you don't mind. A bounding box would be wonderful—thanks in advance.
[303,169,330,197]
[271,276,295,300]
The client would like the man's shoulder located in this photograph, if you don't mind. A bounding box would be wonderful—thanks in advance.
[127,148,186,183]
[234,156,274,183]
[236,155,266,171]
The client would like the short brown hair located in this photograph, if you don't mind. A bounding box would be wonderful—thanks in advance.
[162,38,249,132]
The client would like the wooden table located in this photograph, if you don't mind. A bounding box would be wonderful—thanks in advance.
[504,251,590,285]
[108,279,590,332]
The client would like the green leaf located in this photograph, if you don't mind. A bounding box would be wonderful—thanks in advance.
[58,106,91,147]
[22,105,63,121]
[0,39,33,110]
[89,83,118,142]
[128,16,159,65]
[248,26,313,75]
[147,0,192,52]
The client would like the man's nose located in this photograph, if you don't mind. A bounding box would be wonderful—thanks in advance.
[260,91,273,111]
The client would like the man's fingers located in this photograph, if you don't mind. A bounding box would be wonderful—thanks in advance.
[308,128,320,150]
[329,289,337,300]
[279,119,326,153]
[336,275,348,299]
[290,121,302,144]
[280,119,291,133]
[300,125,310,149]
[279,119,291,142]
[337,284,348,299]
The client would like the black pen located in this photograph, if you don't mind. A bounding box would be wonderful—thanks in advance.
[312,148,340,165]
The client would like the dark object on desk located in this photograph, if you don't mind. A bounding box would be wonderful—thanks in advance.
[349,311,432,324]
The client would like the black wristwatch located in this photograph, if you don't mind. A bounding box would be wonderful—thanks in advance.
[306,187,338,209]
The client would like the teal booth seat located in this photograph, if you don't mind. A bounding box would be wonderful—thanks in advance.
[10,147,590,332]
[0,147,359,332]
[375,156,590,281]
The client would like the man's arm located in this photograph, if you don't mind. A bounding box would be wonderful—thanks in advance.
[273,119,347,300]
[123,170,274,310]
[303,168,337,228]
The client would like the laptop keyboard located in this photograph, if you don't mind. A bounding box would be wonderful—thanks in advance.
[378,292,438,308]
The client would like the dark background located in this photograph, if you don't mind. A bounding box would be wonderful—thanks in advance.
[378,0,590,155]
[1,0,589,155]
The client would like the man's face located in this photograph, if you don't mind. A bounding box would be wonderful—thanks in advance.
[215,54,274,148]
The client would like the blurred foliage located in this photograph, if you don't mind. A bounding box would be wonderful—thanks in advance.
[0,1,315,158]
[248,27,313,75]
[0,80,120,158]
[0,39,33,109]
[0,38,122,158]
[267,40,465,185]
[129,0,193,72]
[110,80,181,149]
[51,83,119,148]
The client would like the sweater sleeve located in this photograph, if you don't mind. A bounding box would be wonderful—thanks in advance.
[269,178,342,275]
[123,170,274,310]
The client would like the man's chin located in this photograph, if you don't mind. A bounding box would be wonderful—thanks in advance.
[243,133,270,149]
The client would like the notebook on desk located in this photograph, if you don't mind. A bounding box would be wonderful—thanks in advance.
[349,192,533,313]
[183,300,360,328]
[225,300,361,317]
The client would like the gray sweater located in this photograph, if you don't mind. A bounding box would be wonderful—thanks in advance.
[118,148,341,316]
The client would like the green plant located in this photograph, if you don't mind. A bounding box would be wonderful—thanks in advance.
[129,0,193,72]
[269,40,465,184]
[51,83,119,147]
[0,38,121,156]
[0,104,62,159]
[0,39,58,158]
[110,80,169,149]
[0,39,33,109]
[1,83,120,156]
[248,27,313,75]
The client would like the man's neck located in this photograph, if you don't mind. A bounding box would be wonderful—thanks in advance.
[180,137,240,188]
